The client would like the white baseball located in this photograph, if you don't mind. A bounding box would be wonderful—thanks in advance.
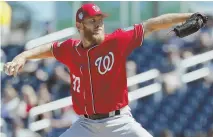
[5,67,15,75]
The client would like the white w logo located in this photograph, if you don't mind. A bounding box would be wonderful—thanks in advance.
[95,52,114,75]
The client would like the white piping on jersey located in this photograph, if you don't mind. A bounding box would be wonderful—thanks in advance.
[83,91,89,115]
[80,66,83,74]
[76,41,89,115]
[87,45,98,114]
[75,41,81,56]
[80,66,88,115]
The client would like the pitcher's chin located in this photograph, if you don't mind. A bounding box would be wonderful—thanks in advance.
[93,34,105,44]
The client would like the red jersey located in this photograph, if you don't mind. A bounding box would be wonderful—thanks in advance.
[52,24,144,115]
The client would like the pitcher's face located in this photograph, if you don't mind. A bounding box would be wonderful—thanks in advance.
[81,15,105,44]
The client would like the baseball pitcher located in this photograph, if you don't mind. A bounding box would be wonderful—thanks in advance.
[4,3,208,137]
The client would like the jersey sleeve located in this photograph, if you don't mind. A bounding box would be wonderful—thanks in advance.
[115,23,145,57]
[51,39,71,66]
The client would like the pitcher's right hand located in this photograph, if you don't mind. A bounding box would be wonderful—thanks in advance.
[4,55,26,77]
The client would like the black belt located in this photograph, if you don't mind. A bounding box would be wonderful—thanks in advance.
[84,110,120,120]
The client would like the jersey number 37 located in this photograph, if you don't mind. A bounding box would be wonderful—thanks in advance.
[72,74,80,93]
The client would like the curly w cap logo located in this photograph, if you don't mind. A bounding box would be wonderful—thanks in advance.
[92,5,100,12]
[95,52,114,75]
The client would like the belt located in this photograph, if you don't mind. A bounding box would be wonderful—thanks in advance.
[84,110,120,120]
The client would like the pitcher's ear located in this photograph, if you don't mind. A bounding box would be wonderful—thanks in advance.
[76,22,83,31]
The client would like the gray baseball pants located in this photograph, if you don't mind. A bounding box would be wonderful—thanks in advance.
[59,106,153,137]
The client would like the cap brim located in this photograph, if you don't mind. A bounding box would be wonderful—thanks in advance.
[96,13,108,18]
[102,13,108,18]
[82,13,109,21]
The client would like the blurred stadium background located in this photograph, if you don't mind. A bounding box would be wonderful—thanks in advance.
[1,1,213,137]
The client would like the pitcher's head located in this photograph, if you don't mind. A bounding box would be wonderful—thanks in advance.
[76,3,108,44]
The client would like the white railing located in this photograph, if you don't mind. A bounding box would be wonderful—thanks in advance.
[25,27,77,50]
[180,50,213,68]
[127,69,160,87]
[182,67,211,83]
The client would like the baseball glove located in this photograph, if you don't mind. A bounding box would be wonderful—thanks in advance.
[173,13,208,38]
